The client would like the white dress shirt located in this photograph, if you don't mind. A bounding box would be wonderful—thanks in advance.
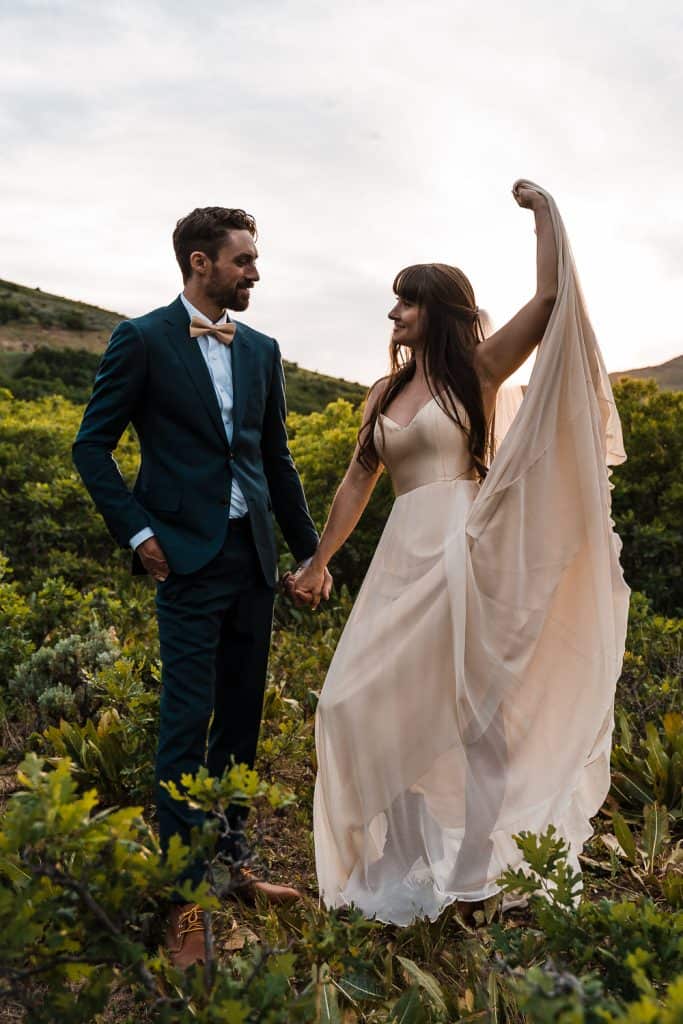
[129,293,248,551]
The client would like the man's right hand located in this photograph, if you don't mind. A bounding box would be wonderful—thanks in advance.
[137,536,171,582]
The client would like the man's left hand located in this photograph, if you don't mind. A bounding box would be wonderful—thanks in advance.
[283,563,333,610]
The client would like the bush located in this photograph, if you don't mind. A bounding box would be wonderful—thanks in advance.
[610,711,683,829]
[612,380,683,616]
[287,399,394,592]
[13,345,100,394]
[0,389,139,589]
[0,296,22,323]
[40,656,160,804]
[10,625,120,712]
[496,828,683,1011]
[0,755,306,1023]
[0,552,34,686]
[617,591,682,722]
[37,682,77,723]
[61,309,86,330]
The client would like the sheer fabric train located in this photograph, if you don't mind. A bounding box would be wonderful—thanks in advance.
[313,182,630,925]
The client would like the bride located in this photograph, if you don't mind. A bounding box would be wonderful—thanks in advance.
[290,180,630,925]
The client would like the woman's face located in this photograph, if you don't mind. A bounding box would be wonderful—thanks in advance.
[388,296,424,349]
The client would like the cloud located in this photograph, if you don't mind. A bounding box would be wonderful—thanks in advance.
[0,0,681,382]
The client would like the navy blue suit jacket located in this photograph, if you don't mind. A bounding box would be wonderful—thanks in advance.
[72,296,319,587]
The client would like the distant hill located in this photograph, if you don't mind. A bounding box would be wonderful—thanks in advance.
[609,354,683,392]
[5,277,679,407]
[0,278,367,414]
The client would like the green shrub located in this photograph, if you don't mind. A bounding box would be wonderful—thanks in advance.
[612,380,683,616]
[610,712,683,829]
[13,345,100,401]
[0,755,311,1023]
[617,591,682,721]
[287,399,394,592]
[0,296,22,323]
[0,390,138,590]
[38,655,159,804]
[0,552,34,686]
[10,625,120,711]
[37,682,77,723]
[61,309,86,330]
[496,829,683,1005]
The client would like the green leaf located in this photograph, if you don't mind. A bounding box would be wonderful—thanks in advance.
[396,956,447,1013]
[663,712,683,742]
[165,832,190,875]
[513,826,568,876]
[645,721,670,794]
[217,1003,250,1024]
[316,962,342,1024]
[611,811,638,863]
[389,987,428,1024]
[617,708,633,753]
[336,970,384,1002]
[642,802,670,871]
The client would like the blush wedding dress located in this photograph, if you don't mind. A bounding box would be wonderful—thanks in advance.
[313,182,630,925]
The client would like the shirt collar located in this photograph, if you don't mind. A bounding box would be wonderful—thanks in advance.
[180,292,229,326]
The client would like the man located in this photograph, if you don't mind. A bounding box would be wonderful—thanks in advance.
[73,207,332,968]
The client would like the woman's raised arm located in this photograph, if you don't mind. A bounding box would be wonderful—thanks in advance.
[474,182,558,390]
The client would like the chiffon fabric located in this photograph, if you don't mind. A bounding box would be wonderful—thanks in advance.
[313,181,630,925]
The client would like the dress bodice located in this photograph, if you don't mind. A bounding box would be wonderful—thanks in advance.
[374,395,478,496]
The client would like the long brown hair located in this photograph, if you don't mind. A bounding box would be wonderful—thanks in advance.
[358,263,493,479]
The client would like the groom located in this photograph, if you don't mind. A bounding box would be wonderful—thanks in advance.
[73,206,331,968]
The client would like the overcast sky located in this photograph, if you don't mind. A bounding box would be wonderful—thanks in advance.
[2,0,681,385]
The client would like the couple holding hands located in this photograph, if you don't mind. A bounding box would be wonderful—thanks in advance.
[74,180,629,967]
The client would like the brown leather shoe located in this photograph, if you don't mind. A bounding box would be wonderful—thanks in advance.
[164,902,207,969]
[231,867,302,905]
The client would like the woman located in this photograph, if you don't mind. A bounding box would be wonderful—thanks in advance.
[292,180,630,925]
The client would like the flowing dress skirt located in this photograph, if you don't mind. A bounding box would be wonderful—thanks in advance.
[314,181,631,925]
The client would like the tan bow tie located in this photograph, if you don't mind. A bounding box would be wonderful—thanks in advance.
[189,316,236,346]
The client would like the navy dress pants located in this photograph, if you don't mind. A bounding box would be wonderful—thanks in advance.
[154,515,275,895]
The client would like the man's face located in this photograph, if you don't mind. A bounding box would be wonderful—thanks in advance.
[195,229,260,311]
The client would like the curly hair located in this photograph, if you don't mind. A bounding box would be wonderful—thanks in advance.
[172,206,257,280]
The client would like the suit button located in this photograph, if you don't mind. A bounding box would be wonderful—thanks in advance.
[228,452,235,462]
[220,497,229,506]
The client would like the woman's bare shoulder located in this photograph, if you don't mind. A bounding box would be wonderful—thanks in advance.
[368,375,391,399]
[363,376,391,416]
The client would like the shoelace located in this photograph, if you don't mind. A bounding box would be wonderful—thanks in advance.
[178,905,204,936]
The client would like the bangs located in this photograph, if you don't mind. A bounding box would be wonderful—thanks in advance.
[393,265,428,304]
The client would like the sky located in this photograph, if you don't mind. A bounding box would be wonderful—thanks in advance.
[1,0,682,386]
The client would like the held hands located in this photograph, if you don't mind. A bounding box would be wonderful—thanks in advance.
[282,560,333,611]
[137,536,170,582]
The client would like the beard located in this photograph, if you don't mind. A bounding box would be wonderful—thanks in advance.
[206,271,252,311]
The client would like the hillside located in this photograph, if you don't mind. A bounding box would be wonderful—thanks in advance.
[0,278,367,414]
[3,277,680,405]
[609,353,683,391]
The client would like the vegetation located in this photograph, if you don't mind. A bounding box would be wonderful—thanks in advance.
[0,278,367,414]
[0,360,681,1020]
[0,278,120,334]
[609,380,683,615]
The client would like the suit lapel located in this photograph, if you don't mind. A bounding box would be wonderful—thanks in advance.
[163,297,229,449]
[230,321,252,447]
